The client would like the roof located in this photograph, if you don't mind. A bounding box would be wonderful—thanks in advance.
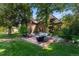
[30,15,61,24]
[49,15,58,20]
[32,20,38,24]
[49,15,62,23]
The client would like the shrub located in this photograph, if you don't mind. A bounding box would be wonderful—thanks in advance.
[19,24,27,35]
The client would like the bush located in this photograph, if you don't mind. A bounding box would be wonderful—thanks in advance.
[59,28,72,41]
[69,21,79,35]
[19,24,27,35]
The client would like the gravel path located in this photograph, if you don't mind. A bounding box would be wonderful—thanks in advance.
[0,39,14,42]
[21,37,43,47]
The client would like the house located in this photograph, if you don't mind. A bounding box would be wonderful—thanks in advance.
[27,15,62,34]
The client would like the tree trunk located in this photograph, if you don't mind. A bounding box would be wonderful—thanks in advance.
[8,26,12,35]
[45,14,50,33]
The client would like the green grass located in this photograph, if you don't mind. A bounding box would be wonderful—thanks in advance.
[0,34,79,56]
[72,35,79,40]
[0,39,79,56]
[0,34,20,39]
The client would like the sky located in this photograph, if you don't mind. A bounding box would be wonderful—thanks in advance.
[53,10,73,19]
[32,8,73,20]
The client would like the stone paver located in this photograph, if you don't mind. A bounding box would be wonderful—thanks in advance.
[0,39,14,42]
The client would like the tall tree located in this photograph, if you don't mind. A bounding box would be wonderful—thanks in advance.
[0,3,32,34]
[32,3,67,33]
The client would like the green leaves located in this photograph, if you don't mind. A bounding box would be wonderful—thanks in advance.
[0,4,33,34]
[0,3,32,27]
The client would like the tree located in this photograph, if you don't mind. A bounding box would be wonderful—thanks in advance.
[32,3,68,33]
[69,15,79,35]
[0,3,32,34]
[13,4,32,34]
[61,4,79,35]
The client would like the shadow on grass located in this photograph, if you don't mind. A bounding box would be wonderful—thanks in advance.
[0,39,79,56]
[0,34,20,39]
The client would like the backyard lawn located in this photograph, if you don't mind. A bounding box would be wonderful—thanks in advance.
[0,3,79,56]
[0,34,79,56]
